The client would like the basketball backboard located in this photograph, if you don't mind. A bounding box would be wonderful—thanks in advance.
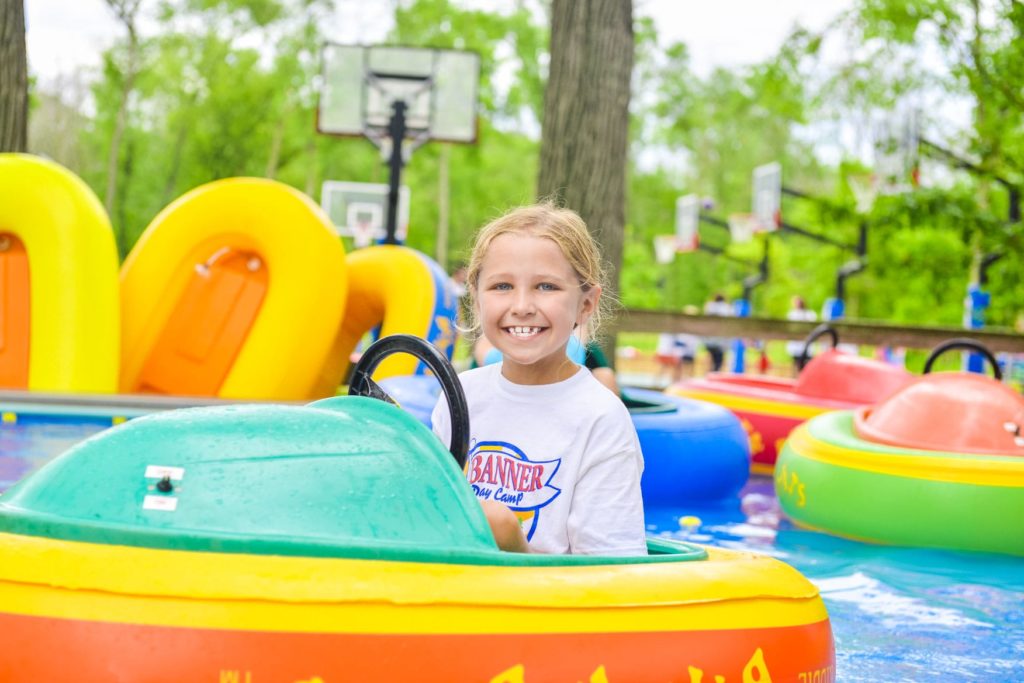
[321,181,410,246]
[674,194,700,252]
[318,44,480,144]
[874,110,920,195]
[752,162,782,232]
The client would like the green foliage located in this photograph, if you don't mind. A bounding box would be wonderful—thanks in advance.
[29,0,1023,334]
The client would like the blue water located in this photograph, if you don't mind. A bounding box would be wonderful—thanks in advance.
[646,479,1024,682]
[2,415,1023,682]
[0,416,110,490]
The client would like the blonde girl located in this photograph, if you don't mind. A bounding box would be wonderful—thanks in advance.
[432,203,646,555]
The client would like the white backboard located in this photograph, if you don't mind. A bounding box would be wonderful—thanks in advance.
[874,110,920,195]
[752,162,782,232]
[318,44,480,144]
[674,194,700,252]
[321,181,410,245]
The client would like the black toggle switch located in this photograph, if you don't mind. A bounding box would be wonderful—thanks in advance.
[156,475,174,493]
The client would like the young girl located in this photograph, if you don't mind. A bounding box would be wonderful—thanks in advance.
[431,204,647,556]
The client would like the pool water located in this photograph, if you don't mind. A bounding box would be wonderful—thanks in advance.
[647,478,1024,682]
[0,415,112,490]
[2,415,1023,682]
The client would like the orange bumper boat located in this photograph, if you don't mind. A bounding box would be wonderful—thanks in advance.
[669,325,911,472]
[777,340,1024,555]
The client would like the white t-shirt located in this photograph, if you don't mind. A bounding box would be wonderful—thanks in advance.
[431,363,647,556]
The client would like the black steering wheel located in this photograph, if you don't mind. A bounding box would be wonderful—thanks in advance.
[799,323,839,366]
[923,338,1002,380]
[348,334,470,468]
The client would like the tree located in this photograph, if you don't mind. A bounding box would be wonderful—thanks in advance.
[102,0,144,246]
[537,0,634,320]
[0,0,27,152]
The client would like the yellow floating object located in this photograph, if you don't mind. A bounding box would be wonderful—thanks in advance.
[120,178,347,400]
[319,245,458,389]
[0,533,833,681]
[0,154,119,393]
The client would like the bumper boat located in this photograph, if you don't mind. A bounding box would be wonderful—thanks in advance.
[381,377,751,506]
[0,336,832,680]
[776,339,1024,556]
[668,324,911,472]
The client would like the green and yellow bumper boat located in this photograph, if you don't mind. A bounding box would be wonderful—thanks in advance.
[0,337,834,681]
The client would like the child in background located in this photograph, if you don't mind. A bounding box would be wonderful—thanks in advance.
[431,204,647,556]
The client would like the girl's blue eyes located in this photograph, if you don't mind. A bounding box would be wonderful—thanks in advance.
[491,283,558,291]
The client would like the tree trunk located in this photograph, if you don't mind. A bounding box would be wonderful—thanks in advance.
[264,112,287,179]
[105,36,139,220]
[103,0,143,244]
[436,143,451,269]
[537,0,633,359]
[0,0,28,152]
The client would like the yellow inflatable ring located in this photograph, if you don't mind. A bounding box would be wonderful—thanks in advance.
[0,154,119,393]
[120,178,347,400]
[324,245,458,384]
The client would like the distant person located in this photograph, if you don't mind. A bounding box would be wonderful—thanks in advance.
[703,293,732,372]
[655,333,699,383]
[786,296,818,373]
[449,263,470,333]
[449,264,468,299]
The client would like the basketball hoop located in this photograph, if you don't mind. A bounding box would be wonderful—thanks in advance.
[318,44,480,245]
[654,235,678,265]
[728,213,761,244]
[321,181,410,247]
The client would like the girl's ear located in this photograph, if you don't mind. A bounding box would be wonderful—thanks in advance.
[576,284,602,326]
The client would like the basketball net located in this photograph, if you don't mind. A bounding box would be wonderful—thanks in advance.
[847,174,878,214]
[728,213,760,244]
[351,219,377,248]
[653,235,678,265]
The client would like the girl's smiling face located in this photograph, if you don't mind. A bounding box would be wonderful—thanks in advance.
[475,232,601,385]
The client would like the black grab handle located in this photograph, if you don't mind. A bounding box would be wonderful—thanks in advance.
[799,323,839,366]
[923,338,1002,380]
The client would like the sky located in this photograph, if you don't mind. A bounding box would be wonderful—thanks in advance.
[25,0,857,84]
[26,0,899,173]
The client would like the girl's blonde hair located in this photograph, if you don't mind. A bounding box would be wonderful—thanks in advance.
[463,202,609,342]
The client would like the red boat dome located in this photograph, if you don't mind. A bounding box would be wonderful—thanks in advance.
[795,350,911,404]
[854,372,1024,456]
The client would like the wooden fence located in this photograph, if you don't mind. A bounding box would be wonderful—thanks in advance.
[608,310,1024,354]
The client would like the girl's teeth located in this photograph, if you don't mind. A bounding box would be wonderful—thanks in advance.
[510,326,539,337]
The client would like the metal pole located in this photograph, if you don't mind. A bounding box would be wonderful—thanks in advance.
[384,100,408,245]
